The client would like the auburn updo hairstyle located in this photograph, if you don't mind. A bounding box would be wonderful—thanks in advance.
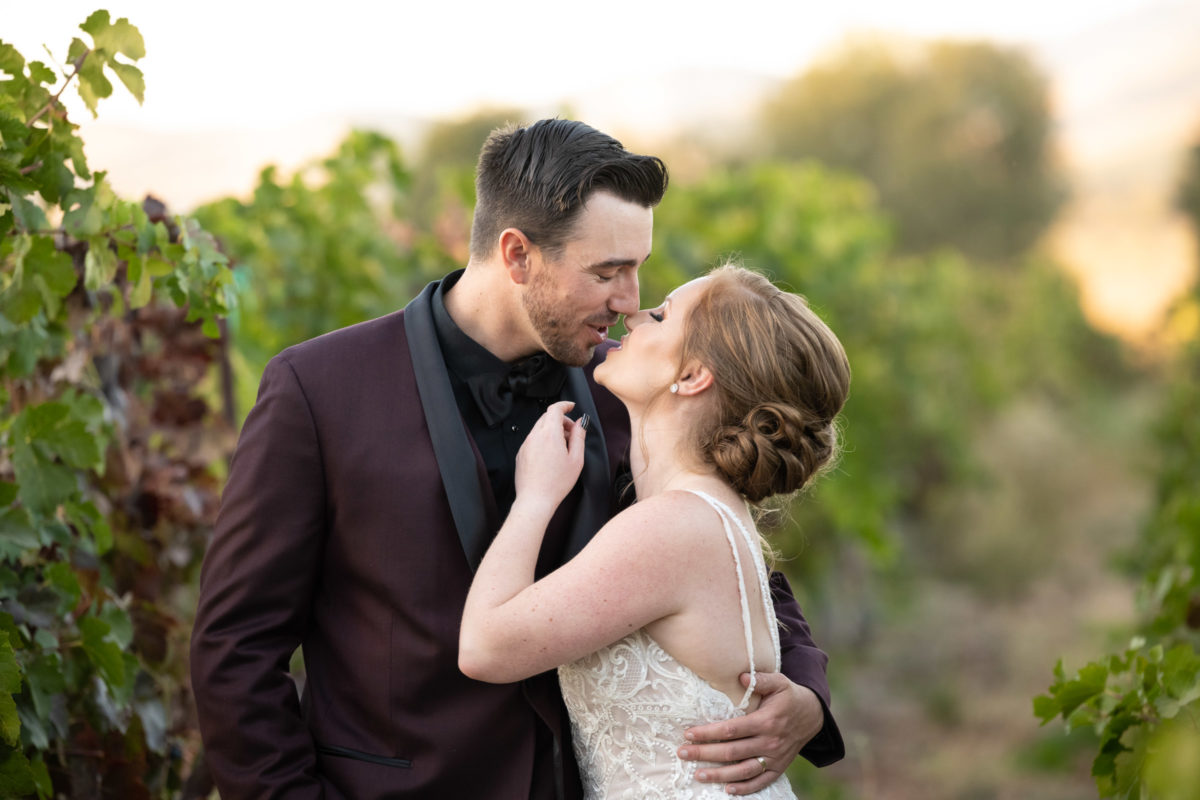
[680,265,850,503]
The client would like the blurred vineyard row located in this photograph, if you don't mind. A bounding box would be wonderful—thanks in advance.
[2,12,1198,799]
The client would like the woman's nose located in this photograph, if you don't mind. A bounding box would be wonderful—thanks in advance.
[625,309,651,329]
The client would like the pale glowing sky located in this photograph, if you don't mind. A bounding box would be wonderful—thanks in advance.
[5,0,1197,338]
[5,0,1154,130]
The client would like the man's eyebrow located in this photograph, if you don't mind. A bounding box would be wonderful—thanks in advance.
[588,252,652,270]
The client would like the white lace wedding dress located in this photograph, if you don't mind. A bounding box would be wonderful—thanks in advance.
[557,490,799,799]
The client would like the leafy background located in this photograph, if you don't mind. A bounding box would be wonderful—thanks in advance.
[2,9,1199,799]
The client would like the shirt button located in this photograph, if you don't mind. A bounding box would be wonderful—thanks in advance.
[510,425,520,432]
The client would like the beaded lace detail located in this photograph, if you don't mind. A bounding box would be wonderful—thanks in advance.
[557,490,798,799]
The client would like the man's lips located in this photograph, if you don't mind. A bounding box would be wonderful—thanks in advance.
[588,320,617,345]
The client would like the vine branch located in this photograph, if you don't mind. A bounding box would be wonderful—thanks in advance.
[26,50,88,128]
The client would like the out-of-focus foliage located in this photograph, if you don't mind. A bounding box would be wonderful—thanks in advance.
[650,162,1125,583]
[409,108,520,257]
[419,107,526,172]
[1,13,234,797]
[1035,127,1200,799]
[760,40,1065,263]
[193,131,461,416]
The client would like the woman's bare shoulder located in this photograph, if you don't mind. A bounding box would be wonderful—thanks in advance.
[594,489,727,556]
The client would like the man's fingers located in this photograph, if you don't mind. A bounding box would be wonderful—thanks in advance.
[693,758,778,795]
[678,737,775,766]
[740,669,788,693]
[683,717,750,746]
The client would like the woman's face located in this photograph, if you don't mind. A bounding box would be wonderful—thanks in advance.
[594,276,711,406]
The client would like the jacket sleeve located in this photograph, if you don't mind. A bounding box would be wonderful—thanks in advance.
[190,355,326,799]
[770,570,845,767]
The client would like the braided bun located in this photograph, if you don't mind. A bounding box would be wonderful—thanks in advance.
[707,403,837,503]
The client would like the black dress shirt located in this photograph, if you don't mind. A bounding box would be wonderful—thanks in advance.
[431,272,568,527]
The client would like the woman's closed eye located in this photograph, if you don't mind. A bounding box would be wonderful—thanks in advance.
[648,310,664,322]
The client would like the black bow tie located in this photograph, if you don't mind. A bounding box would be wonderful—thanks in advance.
[466,353,567,427]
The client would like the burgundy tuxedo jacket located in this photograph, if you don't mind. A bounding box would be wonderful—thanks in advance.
[190,278,843,800]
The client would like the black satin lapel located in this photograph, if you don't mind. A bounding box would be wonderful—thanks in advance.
[560,367,611,563]
[403,282,491,570]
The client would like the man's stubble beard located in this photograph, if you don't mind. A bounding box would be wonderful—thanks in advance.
[521,266,597,367]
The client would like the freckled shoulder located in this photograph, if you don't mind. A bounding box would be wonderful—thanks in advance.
[589,490,728,564]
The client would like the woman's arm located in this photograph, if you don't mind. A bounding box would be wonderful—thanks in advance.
[459,402,692,683]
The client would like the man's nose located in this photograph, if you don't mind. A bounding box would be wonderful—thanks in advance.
[609,272,640,317]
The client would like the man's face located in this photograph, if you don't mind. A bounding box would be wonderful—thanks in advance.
[520,191,653,366]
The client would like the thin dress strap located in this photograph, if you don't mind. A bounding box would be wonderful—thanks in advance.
[686,489,781,709]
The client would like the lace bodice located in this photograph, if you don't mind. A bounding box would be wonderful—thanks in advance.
[557,490,798,799]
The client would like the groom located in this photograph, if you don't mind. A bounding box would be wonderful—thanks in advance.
[190,118,844,799]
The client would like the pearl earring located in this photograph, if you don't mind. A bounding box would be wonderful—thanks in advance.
[670,383,679,394]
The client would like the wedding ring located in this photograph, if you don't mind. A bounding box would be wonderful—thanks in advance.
[755,756,767,774]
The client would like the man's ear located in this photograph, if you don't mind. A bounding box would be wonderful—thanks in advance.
[499,228,534,285]
[675,360,714,396]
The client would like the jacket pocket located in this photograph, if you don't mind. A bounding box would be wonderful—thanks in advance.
[315,742,412,769]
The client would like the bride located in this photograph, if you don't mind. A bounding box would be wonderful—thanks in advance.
[459,264,850,798]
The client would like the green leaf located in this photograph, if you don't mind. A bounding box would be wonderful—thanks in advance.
[41,419,101,470]
[0,632,20,693]
[92,517,112,555]
[82,12,146,61]
[0,482,17,506]
[43,562,81,614]
[98,604,132,650]
[145,255,174,277]
[0,633,21,747]
[0,43,25,77]
[0,508,40,560]
[26,61,55,86]
[63,391,105,427]
[29,753,50,800]
[15,702,48,750]
[0,693,17,748]
[75,51,112,117]
[24,654,65,703]
[1033,693,1059,724]
[79,10,113,39]
[1113,723,1151,794]
[1051,661,1109,719]
[109,62,144,104]
[129,255,151,308]
[0,160,35,194]
[18,402,69,439]
[0,745,35,796]
[11,441,76,515]
[9,194,48,232]
[84,243,117,290]
[79,616,125,689]
[23,238,76,296]
[66,38,88,66]
[62,187,103,237]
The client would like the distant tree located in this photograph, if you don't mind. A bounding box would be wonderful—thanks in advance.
[760,39,1065,262]
[419,107,527,171]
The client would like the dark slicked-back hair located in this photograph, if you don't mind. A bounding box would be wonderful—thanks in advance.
[469,119,669,261]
